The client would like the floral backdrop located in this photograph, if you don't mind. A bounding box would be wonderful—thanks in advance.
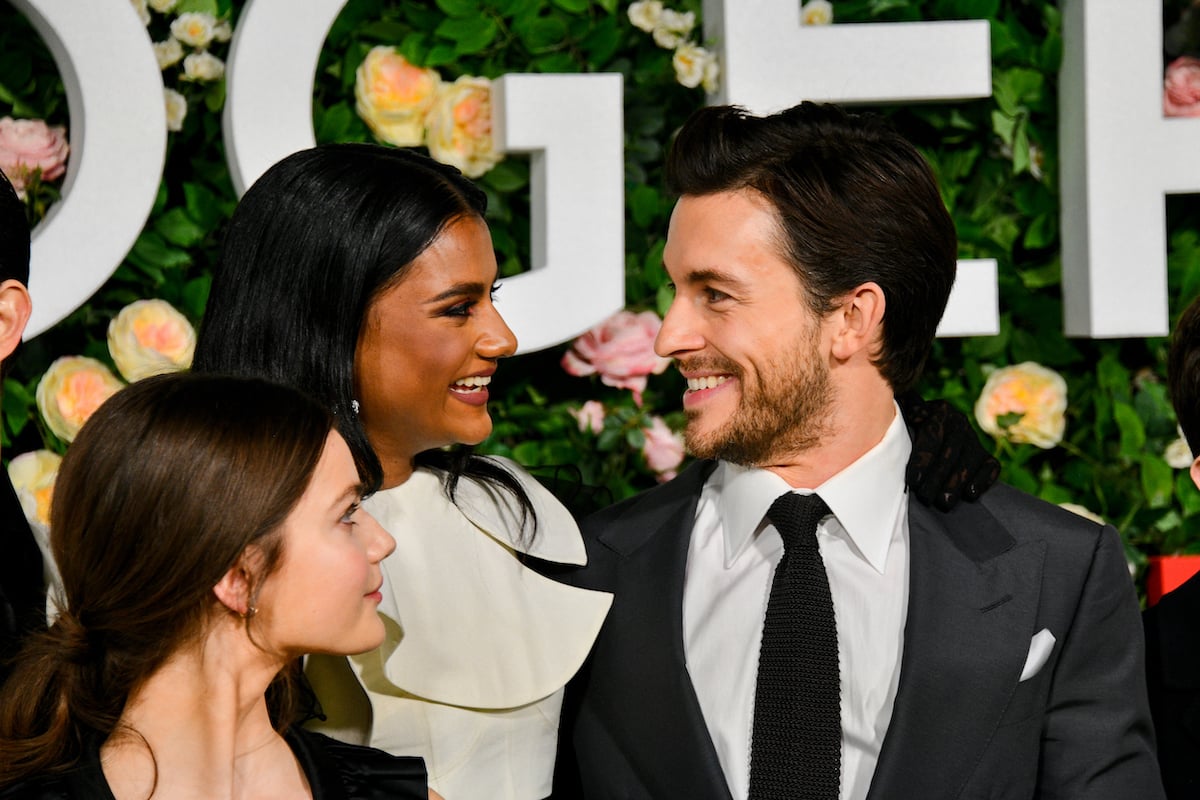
[3,0,1200,591]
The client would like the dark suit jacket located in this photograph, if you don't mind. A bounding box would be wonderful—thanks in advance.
[0,471,44,687]
[559,459,1163,799]
[1144,571,1200,799]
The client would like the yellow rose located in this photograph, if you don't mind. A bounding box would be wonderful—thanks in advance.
[974,361,1068,449]
[107,299,196,382]
[802,0,834,26]
[7,449,61,530]
[425,76,502,178]
[355,46,441,148]
[36,356,125,443]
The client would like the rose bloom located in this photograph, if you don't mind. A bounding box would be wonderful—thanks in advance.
[702,56,720,94]
[213,19,233,42]
[164,88,187,132]
[148,0,177,12]
[673,43,713,90]
[154,37,184,70]
[36,356,125,443]
[130,0,150,26]
[562,310,671,406]
[642,415,685,481]
[570,400,606,434]
[0,117,69,193]
[108,299,196,382]
[425,76,502,178]
[1165,426,1194,469]
[628,0,663,33]
[802,0,834,26]
[974,361,1068,449]
[1164,56,1200,117]
[658,8,695,35]
[170,11,217,48]
[652,25,685,49]
[181,52,225,82]
[355,46,442,148]
[8,449,62,530]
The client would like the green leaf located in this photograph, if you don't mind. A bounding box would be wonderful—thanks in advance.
[435,16,499,55]
[552,0,590,12]
[483,159,529,193]
[1141,455,1175,509]
[629,184,662,228]
[425,44,459,66]
[1114,402,1147,458]
[153,208,207,247]
[174,0,219,15]
[436,0,481,17]
[182,182,221,230]
[517,16,570,53]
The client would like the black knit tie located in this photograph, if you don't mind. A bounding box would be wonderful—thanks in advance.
[749,492,841,800]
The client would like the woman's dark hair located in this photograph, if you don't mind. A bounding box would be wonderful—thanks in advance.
[1170,295,1200,453]
[0,372,333,784]
[193,143,533,527]
[665,102,958,393]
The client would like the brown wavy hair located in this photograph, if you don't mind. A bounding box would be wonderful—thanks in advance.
[0,372,333,785]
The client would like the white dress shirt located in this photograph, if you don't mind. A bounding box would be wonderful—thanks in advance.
[682,407,912,800]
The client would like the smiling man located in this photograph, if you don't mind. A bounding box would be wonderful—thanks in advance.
[561,103,1162,800]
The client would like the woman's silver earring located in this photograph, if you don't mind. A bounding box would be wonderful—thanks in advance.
[351,399,360,414]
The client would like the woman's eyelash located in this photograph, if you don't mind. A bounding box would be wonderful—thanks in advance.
[340,501,361,525]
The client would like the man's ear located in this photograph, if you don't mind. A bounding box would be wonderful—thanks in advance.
[0,279,32,362]
[829,281,885,361]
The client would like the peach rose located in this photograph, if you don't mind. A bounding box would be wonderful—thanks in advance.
[355,46,442,148]
[570,400,607,434]
[1165,56,1200,117]
[7,449,62,530]
[562,310,671,405]
[974,361,1068,449]
[642,415,685,481]
[0,117,69,193]
[36,356,125,443]
[107,299,196,382]
[425,76,502,178]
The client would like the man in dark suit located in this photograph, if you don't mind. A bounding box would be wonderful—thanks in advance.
[1145,294,1200,798]
[0,170,41,686]
[562,103,1161,799]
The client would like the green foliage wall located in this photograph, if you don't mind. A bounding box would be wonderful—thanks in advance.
[3,0,1200,574]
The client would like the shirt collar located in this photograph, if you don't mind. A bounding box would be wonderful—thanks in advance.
[717,402,912,574]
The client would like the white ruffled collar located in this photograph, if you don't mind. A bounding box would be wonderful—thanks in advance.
[359,460,612,709]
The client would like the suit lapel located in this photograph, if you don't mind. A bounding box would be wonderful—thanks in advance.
[594,460,733,799]
[867,497,1046,799]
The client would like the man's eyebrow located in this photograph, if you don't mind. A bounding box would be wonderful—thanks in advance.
[678,267,751,292]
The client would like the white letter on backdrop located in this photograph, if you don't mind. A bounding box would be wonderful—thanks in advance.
[1059,0,1200,337]
[13,0,166,338]
[703,0,998,337]
[223,1,625,353]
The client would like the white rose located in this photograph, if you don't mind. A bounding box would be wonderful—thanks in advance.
[702,55,720,94]
[627,1,663,33]
[1059,503,1106,526]
[171,12,217,49]
[181,52,225,83]
[213,20,233,42]
[148,0,177,12]
[1165,426,1194,469]
[659,8,695,35]
[130,0,150,26]
[673,43,710,89]
[164,88,187,133]
[8,449,61,531]
[802,0,834,26]
[154,37,184,70]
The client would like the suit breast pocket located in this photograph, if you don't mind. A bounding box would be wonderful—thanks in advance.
[996,668,1050,727]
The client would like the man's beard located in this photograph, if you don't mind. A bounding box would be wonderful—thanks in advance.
[681,333,833,466]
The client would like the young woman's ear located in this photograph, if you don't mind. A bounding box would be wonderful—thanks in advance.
[212,548,262,617]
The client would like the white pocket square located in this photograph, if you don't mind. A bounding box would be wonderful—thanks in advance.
[1019,628,1056,682]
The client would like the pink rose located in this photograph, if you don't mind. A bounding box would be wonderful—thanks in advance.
[1165,56,1200,117]
[642,416,684,481]
[562,310,671,405]
[570,400,606,434]
[0,117,69,192]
